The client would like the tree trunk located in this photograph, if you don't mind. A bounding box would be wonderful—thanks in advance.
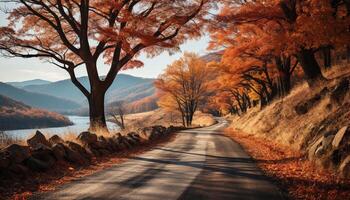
[297,48,326,85]
[88,89,108,132]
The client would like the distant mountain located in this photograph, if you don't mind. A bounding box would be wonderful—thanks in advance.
[107,81,156,103]
[22,74,155,104]
[7,79,51,88]
[0,94,72,131]
[0,82,81,112]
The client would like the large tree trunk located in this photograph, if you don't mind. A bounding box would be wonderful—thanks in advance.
[297,48,326,85]
[88,89,108,132]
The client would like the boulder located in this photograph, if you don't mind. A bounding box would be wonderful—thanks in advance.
[27,130,51,149]
[138,126,166,141]
[24,156,52,171]
[111,135,126,150]
[52,143,66,161]
[138,127,153,140]
[31,145,56,169]
[332,126,348,148]
[49,135,64,145]
[0,151,11,169]
[128,132,141,143]
[1,144,30,164]
[120,137,132,149]
[77,132,97,146]
[107,137,119,151]
[294,94,322,115]
[330,78,349,104]
[339,155,350,178]
[308,136,323,160]
[315,134,335,157]
[64,146,89,166]
[125,135,138,146]
[7,163,28,175]
[66,141,91,160]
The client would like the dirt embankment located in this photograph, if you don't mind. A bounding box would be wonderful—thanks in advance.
[227,73,350,178]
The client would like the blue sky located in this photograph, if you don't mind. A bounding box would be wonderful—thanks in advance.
[0,5,212,82]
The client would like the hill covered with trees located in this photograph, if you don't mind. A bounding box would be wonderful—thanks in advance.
[0,94,72,130]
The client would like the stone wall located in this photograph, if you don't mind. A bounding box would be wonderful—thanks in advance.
[0,125,183,177]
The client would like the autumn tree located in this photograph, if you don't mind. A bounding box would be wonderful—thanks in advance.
[212,0,350,86]
[155,53,214,127]
[0,0,214,131]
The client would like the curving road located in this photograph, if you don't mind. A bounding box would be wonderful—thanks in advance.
[34,119,285,200]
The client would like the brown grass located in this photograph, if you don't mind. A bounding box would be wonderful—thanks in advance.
[225,129,350,200]
[121,109,216,133]
[0,132,25,149]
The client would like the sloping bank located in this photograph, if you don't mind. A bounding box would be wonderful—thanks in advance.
[226,77,350,199]
[0,125,183,199]
[228,77,350,177]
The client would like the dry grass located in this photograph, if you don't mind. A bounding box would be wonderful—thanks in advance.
[0,132,25,149]
[227,72,350,150]
[225,129,350,200]
[121,109,216,133]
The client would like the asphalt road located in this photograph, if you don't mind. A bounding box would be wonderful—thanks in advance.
[35,119,285,200]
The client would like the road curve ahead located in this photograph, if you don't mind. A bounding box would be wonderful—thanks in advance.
[35,119,285,200]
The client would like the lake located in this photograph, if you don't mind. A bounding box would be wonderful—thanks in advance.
[3,116,119,140]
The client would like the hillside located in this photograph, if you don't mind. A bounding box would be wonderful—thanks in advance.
[0,82,81,112]
[22,74,155,104]
[0,94,72,130]
[227,67,350,176]
[6,79,51,88]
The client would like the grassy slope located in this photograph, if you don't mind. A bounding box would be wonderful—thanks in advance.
[228,65,350,151]
[121,109,216,132]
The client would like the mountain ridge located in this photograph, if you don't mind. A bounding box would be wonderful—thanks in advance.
[0,82,81,112]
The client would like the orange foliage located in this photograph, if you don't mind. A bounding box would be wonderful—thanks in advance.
[155,52,215,127]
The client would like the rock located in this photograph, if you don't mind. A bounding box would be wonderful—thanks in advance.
[24,156,52,171]
[125,135,138,145]
[1,144,30,164]
[27,130,51,149]
[332,126,348,148]
[64,146,89,165]
[330,78,349,104]
[294,94,322,115]
[120,137,132,149]
[0,151,11,169]
[128,132,141,143]
[107,138,119,151]
[52,143,66,161]
[67,142,90,158]
[339,155,350,178]
[308,136,323,160]
[138,127,153,140]
[49,135,64,145]
[315,134,336,158]
[7,163,28,175]
[66,141,91,160]
[31,145,56,169]
[111,135,126,150]
[138,126,166,141]
[77,132,97,146]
